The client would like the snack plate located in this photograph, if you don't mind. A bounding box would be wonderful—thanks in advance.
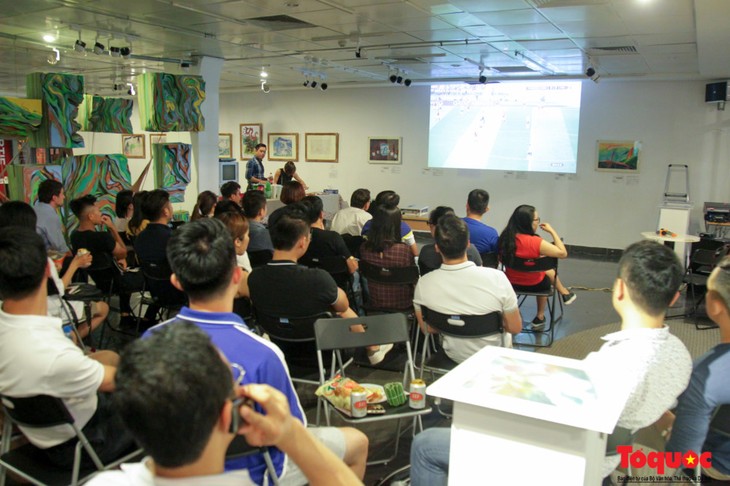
[360,383,386,403]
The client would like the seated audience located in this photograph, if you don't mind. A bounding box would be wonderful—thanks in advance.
[0,227,134,469]
[126,190,149,239]
[143,218,368,483]
[362,190,418,256]
[418,206,482,275]
[411,240,692,485]
[216,210,252,287]
[114,189,134,234]
[665,255,730,480]
[248,204,391,366]
[220,181,243,206]
[33,178,69,253]
[191,189,217,221]
[331,188,372,237]
[463,188,499,254]
[268,181,306,229]
[498,204,576,330]
[301,195,358,275]
[242,190,274,253]
[360,204,417,311]
[0,201,107,339]
[414,214,521,362]
[87,323,361,486]
[275,160,308,190]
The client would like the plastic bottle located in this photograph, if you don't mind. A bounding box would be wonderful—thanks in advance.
[264,179,272,199]
[62,323,74,340]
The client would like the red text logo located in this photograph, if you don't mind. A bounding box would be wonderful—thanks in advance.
[617,446,711,474]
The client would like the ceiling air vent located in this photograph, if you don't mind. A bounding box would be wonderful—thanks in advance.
[246,15,317,31]
[588,46,638,54]
[492,66,537,73]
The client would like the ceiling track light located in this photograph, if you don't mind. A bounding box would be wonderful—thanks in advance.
[260,67,268,78]
[478,70,487,84]
[110,46,121,57]
[311,80,317,89]
[404,78,412,87]
[74,39,86,53]
[180,61,191,71]
[127,83,136,96]
[261,80,270,93]
[120,46,131,59]
[93,41,105,55]
[47,48,60,65]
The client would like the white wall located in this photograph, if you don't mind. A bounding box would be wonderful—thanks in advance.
[218,81,730,250]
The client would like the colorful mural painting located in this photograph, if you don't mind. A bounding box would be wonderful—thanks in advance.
[26,72,85,148]
[153,143,191,202]
[138,73,205,132]
[0,97,42,138]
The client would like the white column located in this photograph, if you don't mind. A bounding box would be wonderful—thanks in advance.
[191,55,224,194]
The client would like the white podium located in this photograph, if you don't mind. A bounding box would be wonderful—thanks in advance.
[427,347,631,486]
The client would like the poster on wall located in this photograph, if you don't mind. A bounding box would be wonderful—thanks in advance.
[268,133,298,161]
[240,123,262,160]
[368,137,402,164]
[596,140,641,172]
[218,133,233,158]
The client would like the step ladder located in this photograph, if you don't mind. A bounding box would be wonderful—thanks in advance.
[664,164,690,204]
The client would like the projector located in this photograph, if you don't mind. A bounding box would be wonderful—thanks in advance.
[704,202,730,223]
[401,205,429,217]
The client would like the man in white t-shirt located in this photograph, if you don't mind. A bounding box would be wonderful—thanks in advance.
[331,188,372,236]
[87,323,361,486]
[413,214,522,363]
[0,228,134,469]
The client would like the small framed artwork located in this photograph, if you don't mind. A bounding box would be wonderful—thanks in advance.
[305,133,339,163]
[149,133,167,146]
[268,133,298,161]
[240,123,263,160]
[218,133,233,158]
[122,134,145,159]
[368,137,402,164]
[596,140,641,172]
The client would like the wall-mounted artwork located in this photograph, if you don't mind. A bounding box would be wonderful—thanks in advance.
[150,133,167,146]
[26,72,85,148]
[268,133,298,161]
[596,140,641,172]
[6,164,63,204]
[0,97,42,138]
[218,133,232,158]
[240,123,262,160]
[138,73,206,132]
[368,137,402,164]
[89,96,134,133]
[305,133,339,163]
[122,134,146,159]
[153,143,192,202]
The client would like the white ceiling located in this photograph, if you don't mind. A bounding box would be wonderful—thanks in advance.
[0,0,727,96]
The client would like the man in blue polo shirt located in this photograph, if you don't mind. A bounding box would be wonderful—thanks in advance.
[143,219,367,485]
[462,188,498,254]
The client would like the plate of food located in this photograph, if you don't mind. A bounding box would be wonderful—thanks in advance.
[360,383,386,404]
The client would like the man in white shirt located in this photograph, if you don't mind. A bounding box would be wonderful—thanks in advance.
[0,227,133,468]
[87,323,361,486]
[331,188,372,236]
[413,214,522,363]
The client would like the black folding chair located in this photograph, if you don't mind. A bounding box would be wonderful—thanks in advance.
[675,244,730,329]
[479,251,499,269]
[299,255,354,303]
[0,395,141,486]
[225,436,279,485]
[138,259,187,326]
[248,250,273,268]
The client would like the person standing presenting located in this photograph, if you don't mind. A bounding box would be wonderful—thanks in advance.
[246,143,268,188]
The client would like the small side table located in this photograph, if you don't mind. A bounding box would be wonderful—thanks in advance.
[640,231,700,265]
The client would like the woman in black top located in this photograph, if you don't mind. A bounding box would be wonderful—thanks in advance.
[274,161,308,190]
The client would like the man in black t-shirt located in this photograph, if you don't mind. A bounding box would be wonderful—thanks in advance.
[301,195,358,276]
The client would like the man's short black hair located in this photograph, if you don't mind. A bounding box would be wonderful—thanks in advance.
[37,179,63,204]
[0,227,47,300]
[350,189,371,209]
[0,201,37,230]
[435,214,470,260]
[301,195,323,225]
[255,143,267,151]
[141,189,170,221]
[618,240,683,317]
[167,218,237,301]
[373,190,400,209]
[69,194,97,218]
[269,203,309,251]
[467,189,490,214]
[214,199,244,217]
[220,181,241,199]
[114,322,231,468]
[428,206,455,225]
[115,190,134,218]
[242,190,267,219]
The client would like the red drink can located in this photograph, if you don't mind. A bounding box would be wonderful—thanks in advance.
[409,379,426,409]
[351,387,368,418]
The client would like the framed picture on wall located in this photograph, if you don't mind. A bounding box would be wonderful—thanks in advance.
[305,133,338,162]
[596,140,641,172]
[122,134,145,159]
[368,137,402,164]
[218,133,233,158]
[268,133,298,161]
[240,123,263,160]
[150,133,167,146]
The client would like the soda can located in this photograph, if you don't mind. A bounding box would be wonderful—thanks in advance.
[351,387,368,418]
[409,379,426,409]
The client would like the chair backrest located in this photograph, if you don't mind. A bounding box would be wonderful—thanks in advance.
[300,255,348,276]
[248,250,273,268]
[341,234,364,259]
[1,394,73,429]
[359,260,419,285]
[421,306,502,338]
[314,313,409,351]
[480,252,499,269]
[139,259,173,283]
[255,309,333,342]
[502,255,558,273]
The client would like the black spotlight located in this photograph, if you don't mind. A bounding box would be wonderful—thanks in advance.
[180,61,191,71]
[404,78,412,87]
[355,48,361,58]
[93,41,105,55]
[478,74,487,83]
[585,67,596,78]
[396,75,403,84]
[74,39,86,53]
[109,46,121,57]
[120,46,131,59]
[303,80,309,87]
[389,74,397,83]
[311,80,317,88]
[320,82,328,91]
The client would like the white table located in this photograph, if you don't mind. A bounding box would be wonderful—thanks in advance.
[640,231,700,264]
[427,346,631,486]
